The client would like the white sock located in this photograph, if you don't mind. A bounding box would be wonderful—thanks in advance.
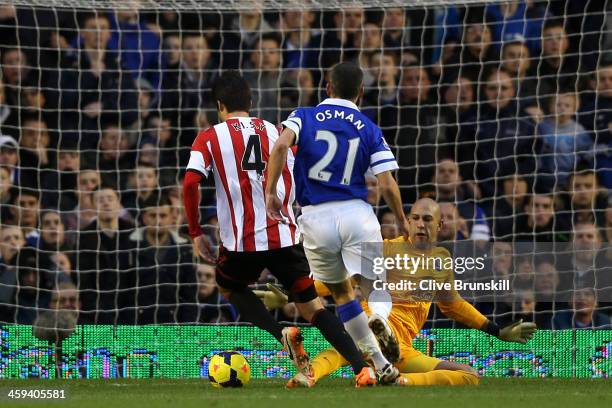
[367,290,392,321]
[342,311,390,371]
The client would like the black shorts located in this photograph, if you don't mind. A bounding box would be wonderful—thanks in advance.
[215,244,317,303]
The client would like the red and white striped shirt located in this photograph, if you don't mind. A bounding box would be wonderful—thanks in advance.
[184,116,299,252]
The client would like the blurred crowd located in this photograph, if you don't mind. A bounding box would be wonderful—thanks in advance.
[0,1,611,329]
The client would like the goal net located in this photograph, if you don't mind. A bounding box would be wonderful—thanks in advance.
[0,0,610,378]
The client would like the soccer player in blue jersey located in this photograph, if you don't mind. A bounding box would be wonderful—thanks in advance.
[265,62,409,383]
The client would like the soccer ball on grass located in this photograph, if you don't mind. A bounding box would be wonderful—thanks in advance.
[208,351,250,388]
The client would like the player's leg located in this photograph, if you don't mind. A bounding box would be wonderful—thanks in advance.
[267,245,373,386]
[333,201,399,380]
[287,348,349,388]
[215,248,284,342]
[395,348,480,386]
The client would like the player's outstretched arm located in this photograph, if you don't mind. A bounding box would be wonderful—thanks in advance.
[376,171,409,239]
[437,294,537,344]
[265,128,296,222]
[183,170,216,263]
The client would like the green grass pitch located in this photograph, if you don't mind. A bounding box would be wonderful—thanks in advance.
[1,378,611,408]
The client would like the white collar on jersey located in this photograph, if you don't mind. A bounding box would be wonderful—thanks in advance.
[318,98,360,112]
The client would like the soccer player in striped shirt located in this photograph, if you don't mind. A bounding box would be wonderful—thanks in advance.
[183,72,376,386]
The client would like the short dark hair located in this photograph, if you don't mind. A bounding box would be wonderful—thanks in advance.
[212,71,252,113]
[543,17,566,33]
[11,187,40,202]
[141,191,171,211]
[257,32,282,48]
[329,62,363,100]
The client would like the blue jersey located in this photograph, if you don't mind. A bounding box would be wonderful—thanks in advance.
[282,98,398,206]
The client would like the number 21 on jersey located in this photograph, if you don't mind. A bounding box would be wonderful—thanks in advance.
[308,130,359,185]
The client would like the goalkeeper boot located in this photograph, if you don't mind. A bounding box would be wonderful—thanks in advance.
[281,327,312,377]
[376,363,400,385]
[355,367,377,388]
[286,372,316,388]
[368,314,400,363]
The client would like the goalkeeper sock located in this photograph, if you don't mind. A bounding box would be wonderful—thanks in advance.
[311,308,368,374]
[226,288,283,343]
[337,299,390,371]
[398,370,480,386]
[311,348,349,382]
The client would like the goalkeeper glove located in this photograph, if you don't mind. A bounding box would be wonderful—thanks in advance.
[253,283,289,310]
[483,319,537,344]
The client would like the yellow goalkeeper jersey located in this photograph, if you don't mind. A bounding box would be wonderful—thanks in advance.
[367,236,487,348]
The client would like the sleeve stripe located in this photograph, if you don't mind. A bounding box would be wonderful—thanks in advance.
[281,119,301,144]
[370,160,399,175]
[370,157,397,168]
[370,150,395,164]
[186,150,210,177]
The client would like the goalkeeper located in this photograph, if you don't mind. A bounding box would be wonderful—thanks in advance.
[256,198,536,387]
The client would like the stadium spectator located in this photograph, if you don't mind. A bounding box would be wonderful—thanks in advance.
[41,140,80,211]
[360,22,384,76]
[18,117,53,188]
[491,241,513,280]
[579,63,612,189]
[314,8,365,69]
[0,135,19,185]
[7,188,40,244]
[122,163,160,220]
[441,76,475,156]
[75,186,134,324]
[162,33,181,68]
[161,34,215,133]
[529,18,580,110]
[61,12,138,136]
[380,64,442,202]
[1,48,34,134]
[97,124,135,191]
[130,77,156,136]
[196,261,235,323]
[47,281,86,323]
[513,191,569,242]
[280,10,317,69]
[37,210,72,252]
[107,8,162,89]
[62,168,100,232]
[441,10,498,84]
[124,194,198,324]
[379,208,398,240]
[382,8,409,50]
[438,202,469,242]
[552,286,612,329]
[425,158,490,242]
[0,79,12,134]
[499,36,539,119]
[484,174,529,240]
[557,222,608,301]
[0,225,25,323]
[536,92,593,191]
[461,69,536,199]
[244,33,283,123]
[561,169,608,228]
[279,68,317,117]
[485,1,546,56]
[535,256,559,291]
[13,247,56,324]
[222,10,273,68]
[363,51,399,119]
[0,167,12,220]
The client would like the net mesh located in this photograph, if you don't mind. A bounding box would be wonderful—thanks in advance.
[0,1,610,341]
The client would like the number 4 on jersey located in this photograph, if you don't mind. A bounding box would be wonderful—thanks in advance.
[241,134,266,177]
